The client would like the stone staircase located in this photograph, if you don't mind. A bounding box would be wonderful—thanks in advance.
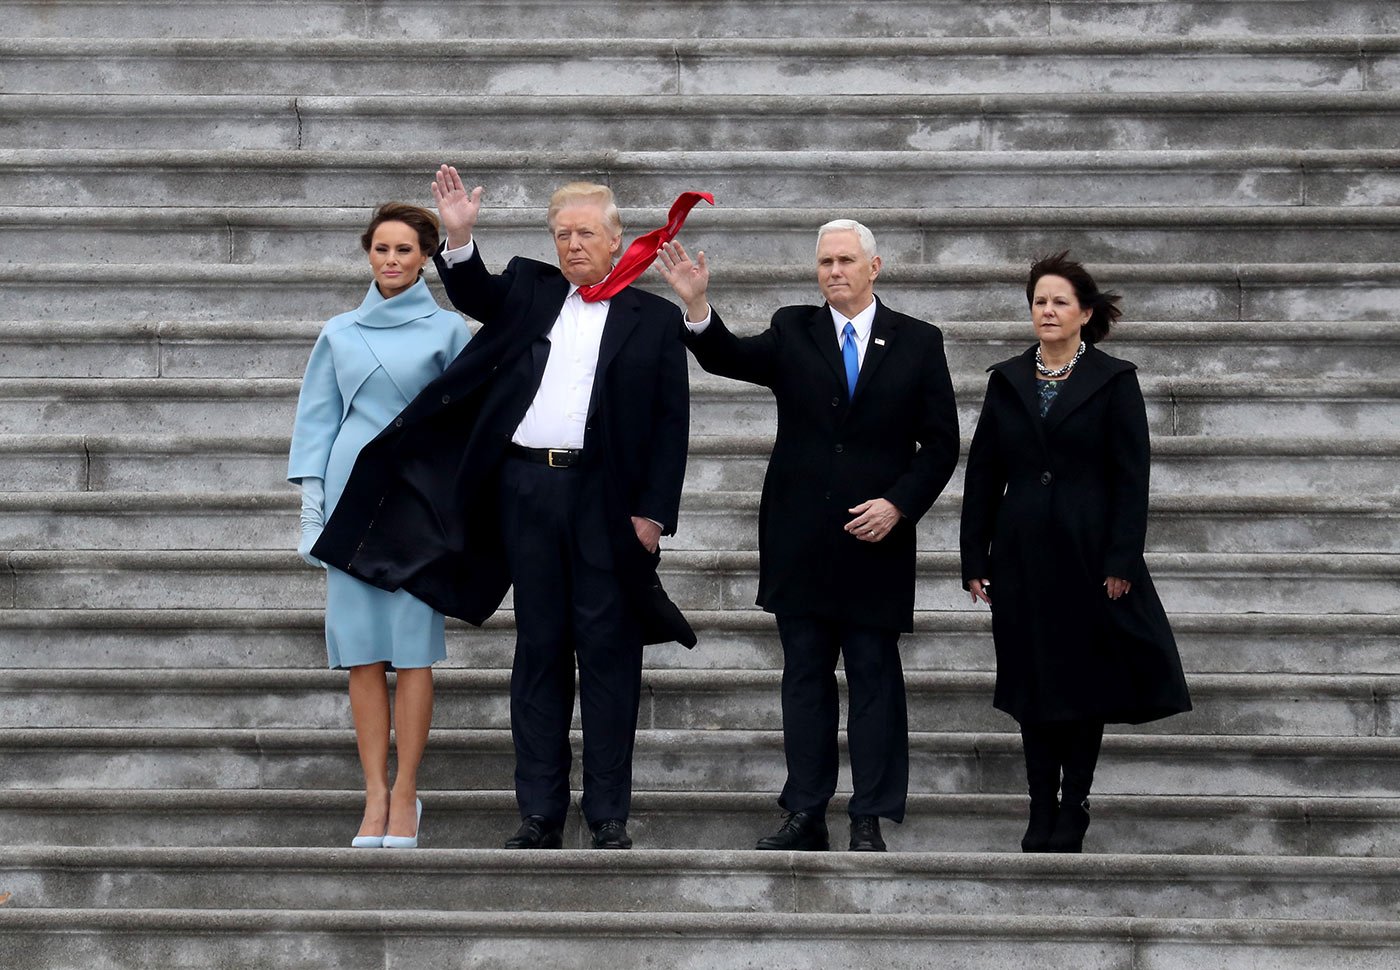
[2,0,1399,966]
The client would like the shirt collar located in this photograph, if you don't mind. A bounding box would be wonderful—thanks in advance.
[831,297,878,342]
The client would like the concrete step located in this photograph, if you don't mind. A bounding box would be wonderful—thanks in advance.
[7,92,1400,152]
[4,788,1397,857]
[6,0,1398,39]
[2,373,1396,438]
[4,489,1394,555]
[4,549,1396,614]
[3,609,1394,677]
[6,204,1400,267]
[2,727,1398,797]
[4,259,1397,323]
[5,668,1397,738]
[7,148,1398,211]
[5,909,1399,970]
[4,36,1397,97]
[8,318,1399,381]
[5,846,1400,922]
[5,433,1396,496]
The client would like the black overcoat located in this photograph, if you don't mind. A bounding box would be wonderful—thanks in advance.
[959,344,1191,724]
[686,300,960,633]
[313,245,695,647]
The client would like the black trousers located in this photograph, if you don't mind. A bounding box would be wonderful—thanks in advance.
[775,614,908,822]
[498,456,643,827]
[1019,720,1105,804]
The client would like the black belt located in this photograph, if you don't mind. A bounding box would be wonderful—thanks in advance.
[507,443,583,468]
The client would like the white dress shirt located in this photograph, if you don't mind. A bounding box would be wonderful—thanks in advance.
[442,238,607,450]
[831,299,877,368]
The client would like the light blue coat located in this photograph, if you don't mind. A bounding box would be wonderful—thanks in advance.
[289,278,470,669]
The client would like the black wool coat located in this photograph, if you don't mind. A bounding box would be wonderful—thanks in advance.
[686,300,960,633]
[313,246,695,647]
[959,344,1191,725]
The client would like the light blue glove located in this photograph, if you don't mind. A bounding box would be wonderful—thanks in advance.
[297,477,327,569]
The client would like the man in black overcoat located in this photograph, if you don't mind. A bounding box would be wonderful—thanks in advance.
[314,167,693,850]
[656,221,959,851]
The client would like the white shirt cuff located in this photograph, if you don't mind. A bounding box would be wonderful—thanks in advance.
[440,238,476,266]
[683,307,713,333]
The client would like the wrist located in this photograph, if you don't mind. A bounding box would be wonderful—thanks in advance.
[446,230,473,250]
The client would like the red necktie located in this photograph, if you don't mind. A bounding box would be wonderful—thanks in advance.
[577,191,715,303]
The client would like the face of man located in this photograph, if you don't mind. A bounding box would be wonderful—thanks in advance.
[817,229,881,318]
[551,203,622,288]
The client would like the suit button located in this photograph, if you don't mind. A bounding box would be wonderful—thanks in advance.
[831,397,840,407]
[1040,471,1053,485]
[835,444,844,453]
[824,492,831,500]
[394,417,404,428]
[441,394,451,404]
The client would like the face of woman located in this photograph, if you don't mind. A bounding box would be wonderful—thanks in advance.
[368,221,428,299]
[1031,274,1091,347]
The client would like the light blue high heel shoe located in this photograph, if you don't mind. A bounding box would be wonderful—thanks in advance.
[382,798,423,849]
[351,832,384,849]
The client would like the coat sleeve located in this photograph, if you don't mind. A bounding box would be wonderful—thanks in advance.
[432,243,517,327]
[634,316,691,534]
[881,328,960,523]
[287,329,342,484]
[683,307,781,388]
[1103,369,1151,581]
[959,378,1006,588]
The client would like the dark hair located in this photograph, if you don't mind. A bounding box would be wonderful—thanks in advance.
[361,202,440,257]
[1025,250,1122,344]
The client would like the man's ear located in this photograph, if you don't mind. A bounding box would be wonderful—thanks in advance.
[870,254,882,281]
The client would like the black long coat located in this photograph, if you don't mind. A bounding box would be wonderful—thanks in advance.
[686,301,960,632]
[959,344,1191,724]
[313,246,695,647]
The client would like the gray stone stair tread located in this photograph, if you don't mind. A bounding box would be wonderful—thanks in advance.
[7,33,1398,56]
[6,0,1398,40]
[10,203,1400,229]
[4,845,1400,922]
[4,910,1400,970]
[4,788,1399,856]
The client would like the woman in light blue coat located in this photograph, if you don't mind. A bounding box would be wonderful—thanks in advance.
[289,202,470,849]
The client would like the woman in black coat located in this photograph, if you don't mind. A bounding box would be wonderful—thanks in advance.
[959,252,1191,853]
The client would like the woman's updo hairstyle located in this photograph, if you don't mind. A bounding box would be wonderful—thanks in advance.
[1025,250,1122,344]
[361,202,441,257]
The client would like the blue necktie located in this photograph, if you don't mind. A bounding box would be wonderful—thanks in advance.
[841,322,859,399]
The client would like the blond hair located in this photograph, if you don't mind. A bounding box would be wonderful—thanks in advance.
[547,182,623,235]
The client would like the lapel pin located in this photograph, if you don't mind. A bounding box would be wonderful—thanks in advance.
[873,337,886,346]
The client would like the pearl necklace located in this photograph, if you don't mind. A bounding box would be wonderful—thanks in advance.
[1036,341,1085,379]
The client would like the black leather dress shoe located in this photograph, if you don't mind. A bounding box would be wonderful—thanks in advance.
[755,812,829,851]
[848,815,887,852]
[504,815,564,849]
[590,818,633,849]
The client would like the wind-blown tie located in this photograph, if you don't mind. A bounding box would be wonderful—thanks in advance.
[577,191,715,303]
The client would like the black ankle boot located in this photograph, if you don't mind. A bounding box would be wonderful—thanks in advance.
[1046,798,1090,853]
[1021,798,1059,853]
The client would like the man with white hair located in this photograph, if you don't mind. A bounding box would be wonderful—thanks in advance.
[658,220,959,851]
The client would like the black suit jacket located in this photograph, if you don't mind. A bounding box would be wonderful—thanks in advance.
[685,299,959,632]
[314,245,695,646]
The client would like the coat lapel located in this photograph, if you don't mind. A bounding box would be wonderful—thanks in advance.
[990,347,1049,450]
[1041,345,1135,434]
[806,305,847,391]
[850,298,897,402]
[587,286,642,418]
